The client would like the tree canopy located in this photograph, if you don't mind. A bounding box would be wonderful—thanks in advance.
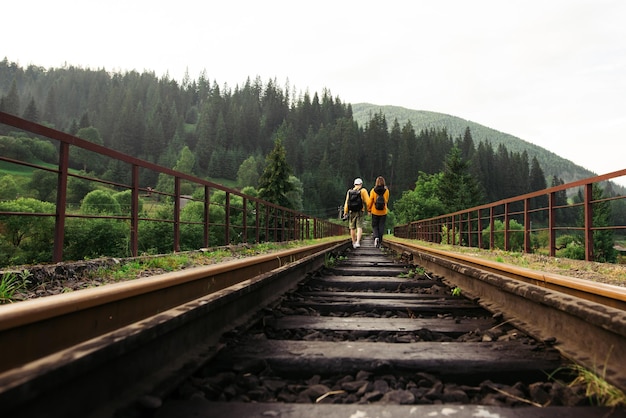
[1,58,557,220]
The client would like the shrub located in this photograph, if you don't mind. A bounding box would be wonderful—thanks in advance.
[81,190,121,215]
[481,219,524,251]
[0,198,55,266]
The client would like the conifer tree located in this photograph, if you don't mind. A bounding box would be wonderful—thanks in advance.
[438,146,483,213]
[43,86,58,127]
[258,137,294,209]
[73,127,105,173]
[2,80,20,115]
[396,121,416,193]
[529,156,548,220]
[22,96,39,122]
[387,119,402,188]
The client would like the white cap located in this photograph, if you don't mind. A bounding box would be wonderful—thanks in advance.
[354,178,363,185]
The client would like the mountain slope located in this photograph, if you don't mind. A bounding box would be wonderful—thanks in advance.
[351,103,595,186]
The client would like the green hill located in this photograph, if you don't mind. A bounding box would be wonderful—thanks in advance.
[351,103,596,186]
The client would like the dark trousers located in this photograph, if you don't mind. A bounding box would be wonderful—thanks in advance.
[371,214,386,242]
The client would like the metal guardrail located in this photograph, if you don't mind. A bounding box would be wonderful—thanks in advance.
[0,111,347,263]
[395,168,626,262]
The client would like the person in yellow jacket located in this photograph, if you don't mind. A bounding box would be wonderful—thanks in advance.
[343,178,370,248]
[367,176,389,248]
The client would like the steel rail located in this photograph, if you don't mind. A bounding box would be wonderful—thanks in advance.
[0,240,352,417]
[384,238,626,392]
[0,239,348,373]
[386,238,626,310]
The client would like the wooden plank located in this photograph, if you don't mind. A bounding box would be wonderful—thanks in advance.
[299,291,459,300]
[268,316,495,334]
[155,401,626,418]
[325,266,409,277]
[309,276,436,289]
[216,340,563,376]
[284,298,485,314]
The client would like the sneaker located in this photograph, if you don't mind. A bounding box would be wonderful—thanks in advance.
[354,242,360,248]
[352,242,357,249]
[374,238,379,248]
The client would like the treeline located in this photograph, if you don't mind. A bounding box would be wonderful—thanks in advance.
[1,58,556,219]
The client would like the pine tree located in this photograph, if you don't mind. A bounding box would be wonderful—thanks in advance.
[0,79,20,116]
[438,146,483,213]
[527,156,548,221]
[363,111,388,180]
[79,112,90,129]
[73,127,105,172]
[43,86,58,127]
[458,127,475,161]
[334,118,359,183]
[387,119,402,187]
[22,96,39,122]
[396,121,416,193]
[258,137,294,209]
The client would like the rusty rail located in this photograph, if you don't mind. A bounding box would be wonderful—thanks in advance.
[0,112,347,263]
[395,170,626,262]
[384,239,626,393]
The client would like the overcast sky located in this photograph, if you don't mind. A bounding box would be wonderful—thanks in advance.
[4,0,626,185]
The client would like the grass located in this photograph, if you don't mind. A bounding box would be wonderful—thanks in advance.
[391,237,626,286]
[398,266,426,278]
[77,239,338,285]
[0,270,31,304]
[569,364,626,407]
[550,362,626,407]
[325,253,347,267]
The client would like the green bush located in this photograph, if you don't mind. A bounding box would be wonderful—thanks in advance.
[113,189,143,215]
[0,198,56,266]
[138,204,174,254]
[180,201,227,250]
[64,218,129,260]
[556,234,585,260]
[0,175,20,201]
[481,219,524,251]
[81,190,122,215]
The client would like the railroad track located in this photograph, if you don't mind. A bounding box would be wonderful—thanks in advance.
[1,238,625,417]
[153,238,624,418]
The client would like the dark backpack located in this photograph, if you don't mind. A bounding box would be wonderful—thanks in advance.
[347,189,363,212]
[375,191,386,210]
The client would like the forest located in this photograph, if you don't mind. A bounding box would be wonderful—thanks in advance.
[0,59,559,215]
[0,58,624,265]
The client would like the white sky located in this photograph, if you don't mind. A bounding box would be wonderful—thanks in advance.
[4,0,626,185]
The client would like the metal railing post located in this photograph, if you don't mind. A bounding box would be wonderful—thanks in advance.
[53,142,70,262]
[224,192,231,245]
[174,177,181,252]
[504,202,511,252]
[204,186,210,248]
[584,183,594,261]
[489,207,495,250]
[130,164,139,257]
[524,197,531,254]
[549,191,556,257]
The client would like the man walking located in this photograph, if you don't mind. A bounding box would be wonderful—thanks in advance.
[343,178,369,248]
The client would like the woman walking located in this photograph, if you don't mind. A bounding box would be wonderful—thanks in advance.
[368,176,389,248]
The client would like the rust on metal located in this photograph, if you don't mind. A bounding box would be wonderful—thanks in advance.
[0,240,346,373]
[385,239,626,392]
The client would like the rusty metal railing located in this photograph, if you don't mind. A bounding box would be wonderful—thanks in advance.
[394,169,626,262]
[0,111,347,263]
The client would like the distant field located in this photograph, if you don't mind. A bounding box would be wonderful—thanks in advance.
[0,160,41,176]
